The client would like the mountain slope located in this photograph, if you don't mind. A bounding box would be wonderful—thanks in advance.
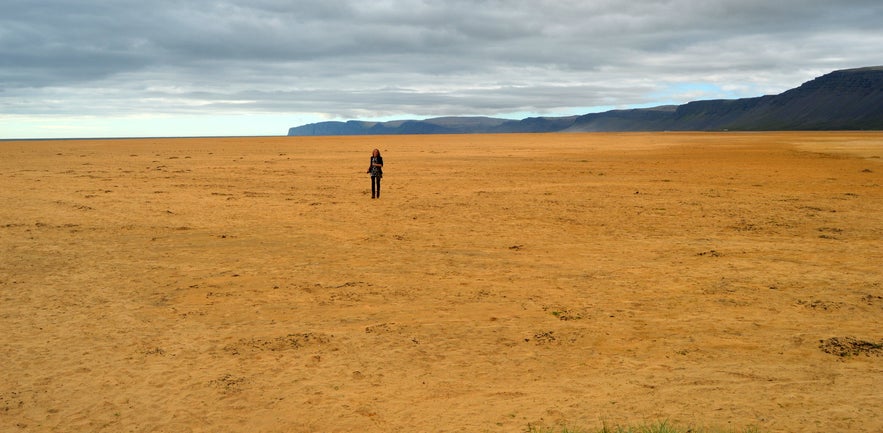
[287,66,883,135]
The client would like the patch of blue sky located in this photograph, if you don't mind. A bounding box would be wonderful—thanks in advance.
[651,82,758,106]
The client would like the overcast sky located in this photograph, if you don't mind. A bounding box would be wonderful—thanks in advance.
[2,0,882,138]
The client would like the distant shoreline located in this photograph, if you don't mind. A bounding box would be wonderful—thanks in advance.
[0,135,287,142]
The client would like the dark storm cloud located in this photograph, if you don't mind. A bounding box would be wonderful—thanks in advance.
[2,0,882,120]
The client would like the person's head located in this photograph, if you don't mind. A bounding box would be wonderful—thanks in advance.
[372,149,381,157]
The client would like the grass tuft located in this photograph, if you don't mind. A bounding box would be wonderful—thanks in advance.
[525,420,761,433]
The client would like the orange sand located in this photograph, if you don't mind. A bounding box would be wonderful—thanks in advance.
[1,132,881,433]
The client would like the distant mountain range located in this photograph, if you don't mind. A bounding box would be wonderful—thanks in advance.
[288,66,883,136]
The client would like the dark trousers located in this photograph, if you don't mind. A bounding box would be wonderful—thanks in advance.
[371,176,381,198]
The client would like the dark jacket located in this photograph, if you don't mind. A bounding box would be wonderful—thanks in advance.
[368,156,383,177]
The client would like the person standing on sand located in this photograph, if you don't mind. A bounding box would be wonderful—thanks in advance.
[367,148,383,199]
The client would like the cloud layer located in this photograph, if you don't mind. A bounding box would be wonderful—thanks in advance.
[2,0,882,136]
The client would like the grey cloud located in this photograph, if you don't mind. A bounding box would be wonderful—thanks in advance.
[2,0,882,122]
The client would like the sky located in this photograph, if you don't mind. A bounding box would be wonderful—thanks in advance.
[2,0,882,139]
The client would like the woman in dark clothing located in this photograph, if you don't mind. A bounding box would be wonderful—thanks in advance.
[367,148,383,199]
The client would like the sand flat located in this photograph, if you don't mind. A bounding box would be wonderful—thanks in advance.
[1,132,882,433]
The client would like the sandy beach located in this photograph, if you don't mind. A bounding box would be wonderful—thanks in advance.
[1,132,881,433]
